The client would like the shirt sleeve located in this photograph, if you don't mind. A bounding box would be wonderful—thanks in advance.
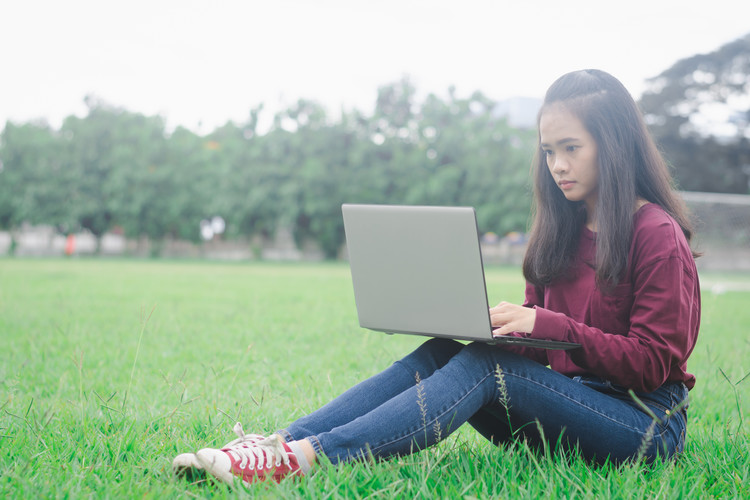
[530,221,700,392]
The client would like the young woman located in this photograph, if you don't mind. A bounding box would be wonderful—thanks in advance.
[173,69,701,485]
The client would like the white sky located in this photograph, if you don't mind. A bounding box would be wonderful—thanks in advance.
[1,0,748,134]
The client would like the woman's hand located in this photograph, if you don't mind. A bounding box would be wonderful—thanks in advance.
[489,301,536,338]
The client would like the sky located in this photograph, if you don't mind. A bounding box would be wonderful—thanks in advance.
[1,0,748,134]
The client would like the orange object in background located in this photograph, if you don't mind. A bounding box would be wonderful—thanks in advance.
[65,234,76,256]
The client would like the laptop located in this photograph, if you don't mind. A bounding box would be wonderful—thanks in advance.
[341,204,580,350]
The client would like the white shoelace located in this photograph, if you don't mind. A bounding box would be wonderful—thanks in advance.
[225,435,290,471]
[222,422,266,448]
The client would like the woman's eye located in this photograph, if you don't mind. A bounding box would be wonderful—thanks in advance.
[566,145,578,152]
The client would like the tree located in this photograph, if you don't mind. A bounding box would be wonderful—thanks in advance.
[204,114,282,242]
[639,33,750,193]
[0,122,68,229]
[59,97,174,250]
[413,89,535,235]
[0,78,539,258]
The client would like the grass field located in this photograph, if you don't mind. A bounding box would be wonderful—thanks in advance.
[1,258,748,499]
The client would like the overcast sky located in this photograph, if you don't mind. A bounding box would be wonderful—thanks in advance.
[1,0,748,133]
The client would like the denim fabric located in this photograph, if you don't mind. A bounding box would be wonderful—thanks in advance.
[277,339,688,465]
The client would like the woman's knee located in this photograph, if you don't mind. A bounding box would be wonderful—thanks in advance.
[459,342,511,366]
[396,338,464,377]
[456,343,545,378]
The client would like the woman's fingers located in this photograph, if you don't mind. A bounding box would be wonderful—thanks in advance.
[489,301,536,335]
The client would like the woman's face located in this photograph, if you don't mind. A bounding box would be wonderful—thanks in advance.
[539,104,600,225]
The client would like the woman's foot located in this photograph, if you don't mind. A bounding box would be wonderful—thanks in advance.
[196,434,305,484]
[172,422,266,479]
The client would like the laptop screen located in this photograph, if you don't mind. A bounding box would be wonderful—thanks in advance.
[342,204,494,342]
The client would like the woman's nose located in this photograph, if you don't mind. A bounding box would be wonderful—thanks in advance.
[552,156,568,173]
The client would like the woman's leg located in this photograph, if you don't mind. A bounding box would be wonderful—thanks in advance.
[189,343,687,485]
[495,369,689,464]
[466,407,514,446]
[180,339,466,484]
[304,343,687,465]
[305,341,506,463]
[465,349,689,464]
[277,338,464,442]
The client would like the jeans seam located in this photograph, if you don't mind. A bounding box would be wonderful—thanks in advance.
[504,372,653,435]
[367,370,496,457]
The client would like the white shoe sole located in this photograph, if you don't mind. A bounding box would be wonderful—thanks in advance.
[195,448,236,485]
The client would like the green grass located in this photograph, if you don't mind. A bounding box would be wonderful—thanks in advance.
[0,258,748,499]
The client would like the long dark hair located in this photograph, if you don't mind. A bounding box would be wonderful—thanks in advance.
[523,69,696,287]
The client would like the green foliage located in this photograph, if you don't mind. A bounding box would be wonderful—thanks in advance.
[61,98,171,239]
[639,33,750,194]
[0,122,67,229]
[0,260,747,498]
[0,80,536,255]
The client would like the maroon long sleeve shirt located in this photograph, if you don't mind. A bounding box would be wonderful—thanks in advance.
[510,203,700,393]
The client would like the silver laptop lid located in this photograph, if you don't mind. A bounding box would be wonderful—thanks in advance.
[342,204,494,342]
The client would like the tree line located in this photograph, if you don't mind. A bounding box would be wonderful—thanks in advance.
[0,81,537,258]
[1,34,748,258]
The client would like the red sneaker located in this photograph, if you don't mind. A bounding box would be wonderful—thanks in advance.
[172,422,266,478]
[196,435,303,485]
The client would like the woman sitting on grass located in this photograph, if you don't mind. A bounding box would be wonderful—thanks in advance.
[173,69,701,485]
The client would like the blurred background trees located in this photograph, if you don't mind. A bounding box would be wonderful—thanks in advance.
[639,33,750,193]
[1,33,748,257]
[0,80,536,257]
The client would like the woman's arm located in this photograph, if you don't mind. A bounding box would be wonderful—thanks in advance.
[529,211,700,392]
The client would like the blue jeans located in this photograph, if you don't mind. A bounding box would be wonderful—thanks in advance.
[277,339,688,465]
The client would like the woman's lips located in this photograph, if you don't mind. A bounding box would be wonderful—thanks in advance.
[558,180,576,190]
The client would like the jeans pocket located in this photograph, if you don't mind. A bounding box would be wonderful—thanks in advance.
[640,384,689,441]
[670,383,690,412]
